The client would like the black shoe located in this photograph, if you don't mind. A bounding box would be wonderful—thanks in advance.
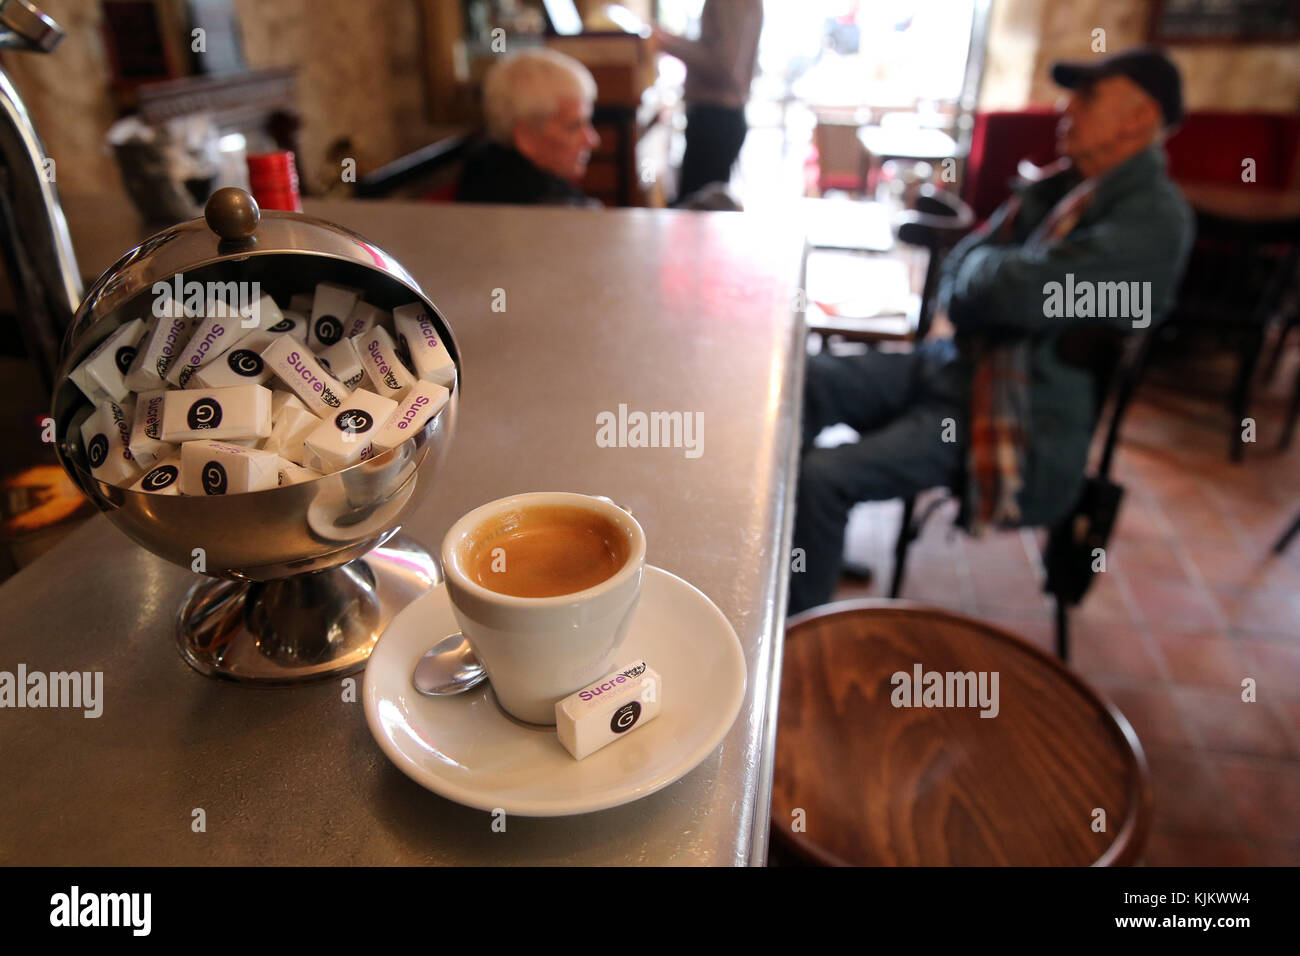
[840,561,874,585]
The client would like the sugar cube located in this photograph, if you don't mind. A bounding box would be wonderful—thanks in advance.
[393,303,457,389]
[180,440,280,495]
[131,455,183,495]
[343,301,386,340]
[302,388,398,472]
[127,389,175,469]
[316,338,364,390]
[555,661,662,760]
[264,404,320,466]
[166,308,254,387]
[80,401,142,486]
[356,325,416,400]
[308,283,362,349]
[125,312,198,391]
[261,336,351,417]
[193,339,276,389]
[368,380,450,454]
[159,384,272,444]
[69,318,146,404]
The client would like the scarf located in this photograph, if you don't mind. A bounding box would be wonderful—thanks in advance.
[965,177,1096,531]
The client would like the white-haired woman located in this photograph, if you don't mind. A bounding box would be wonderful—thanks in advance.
[457,47,602,206]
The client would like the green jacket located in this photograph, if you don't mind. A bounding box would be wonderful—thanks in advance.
[939,145,1195,526]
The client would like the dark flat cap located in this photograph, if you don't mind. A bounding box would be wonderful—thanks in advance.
[1051,45,1184,129]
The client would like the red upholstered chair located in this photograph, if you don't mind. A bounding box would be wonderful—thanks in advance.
[1166,111,1300,190]
[960,108,1059,222]
[962,109,1300,218]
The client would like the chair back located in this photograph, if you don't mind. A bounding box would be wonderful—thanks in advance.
[896,185,974,340]
[1055,323,1145,480]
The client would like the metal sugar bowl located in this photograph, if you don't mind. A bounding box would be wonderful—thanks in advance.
[50,188,459,684]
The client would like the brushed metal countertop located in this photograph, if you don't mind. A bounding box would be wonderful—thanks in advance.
[0,198,804,865]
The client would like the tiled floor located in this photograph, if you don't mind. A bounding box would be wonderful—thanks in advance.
[827,361,1300,866]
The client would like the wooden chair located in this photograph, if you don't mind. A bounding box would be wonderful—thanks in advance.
[1154,208,1300,461]
[889,325,1145,661]
[805,186,974,348]
[771,601,1153,866]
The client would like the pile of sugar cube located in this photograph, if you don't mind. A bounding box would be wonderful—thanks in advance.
[68,282,454,496]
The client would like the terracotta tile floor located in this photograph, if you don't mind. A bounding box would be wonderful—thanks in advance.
[828,376,1300,866]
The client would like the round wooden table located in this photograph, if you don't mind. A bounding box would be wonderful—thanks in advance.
[772,601,1152,866]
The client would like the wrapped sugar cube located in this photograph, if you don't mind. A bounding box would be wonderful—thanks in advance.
[356,326,416,400]
[193,339,275,388]
[277,460,322,486]
[343,301,387,340]
[261,336,350,417]
[555,661,663,760]
[68,318,146,404]
[125,312,198,391]
[271,390,308,419]
[265,310,309,344]
[264,405,320,466]
[316,338,364,390]
[393,303,456,389]
[159,384,272,444]
[81,401,142,486]
[288,292,314,314]
[166,307,255,387]
[128,390,175,470]
[369,380,450,454]
[180,440,280,495]
[302,388,398,472]
[308,283,362,349]
[243,293,283,334]
[131,455,183,495]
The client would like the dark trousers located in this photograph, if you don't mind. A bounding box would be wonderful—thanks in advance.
[676,103,748,203]
[788,341,971,615]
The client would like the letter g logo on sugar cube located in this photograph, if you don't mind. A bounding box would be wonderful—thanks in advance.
[611,700,641,734]
[143,464,179,490]
[201,461,228,495]
[335,409,374,434]
[115,345,137,375]
[227,349,263,376]
[87,433,109,468]
[315,315,343,346]
[187,398,223,430]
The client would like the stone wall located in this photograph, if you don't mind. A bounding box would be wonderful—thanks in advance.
[983,0,1300,112]
[0,0,433,197]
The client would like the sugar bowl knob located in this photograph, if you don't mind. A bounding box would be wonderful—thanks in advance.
[204,186,260,240]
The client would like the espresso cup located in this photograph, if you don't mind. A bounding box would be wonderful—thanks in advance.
[440,492,646,724]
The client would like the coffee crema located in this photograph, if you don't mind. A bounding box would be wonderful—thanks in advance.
[464,504,630,598]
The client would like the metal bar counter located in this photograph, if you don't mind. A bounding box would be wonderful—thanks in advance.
[0,200,804,865]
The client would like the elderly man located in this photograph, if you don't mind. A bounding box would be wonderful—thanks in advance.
[457,48,601,206]
[788,47,1196,616]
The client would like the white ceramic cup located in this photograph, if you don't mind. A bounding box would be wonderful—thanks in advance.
[440,492,646,724]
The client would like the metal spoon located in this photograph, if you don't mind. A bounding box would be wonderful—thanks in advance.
[412,631,486,696]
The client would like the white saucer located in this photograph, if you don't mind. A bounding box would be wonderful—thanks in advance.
[363,565,747,816]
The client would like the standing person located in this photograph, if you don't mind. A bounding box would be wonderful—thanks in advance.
[653,0,764,204]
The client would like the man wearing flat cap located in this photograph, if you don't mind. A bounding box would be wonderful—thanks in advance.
[789,46,1195,615]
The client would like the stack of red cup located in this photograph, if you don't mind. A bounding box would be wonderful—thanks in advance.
[246,151,302,212]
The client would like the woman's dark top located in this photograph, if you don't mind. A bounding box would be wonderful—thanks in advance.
[455,142,598,207]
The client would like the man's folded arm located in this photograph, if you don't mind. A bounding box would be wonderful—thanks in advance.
[945,208,1186,335]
